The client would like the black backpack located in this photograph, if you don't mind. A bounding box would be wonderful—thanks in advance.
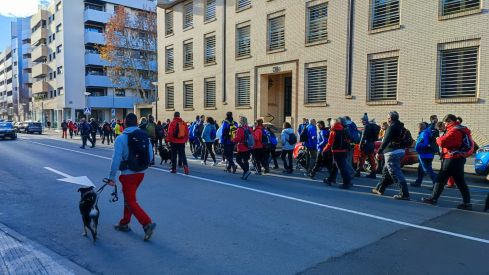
[288,132,297,145]
[120,129,151,172]
[393,126,414,149]
[299,127,309,142]
[332,130,350,151]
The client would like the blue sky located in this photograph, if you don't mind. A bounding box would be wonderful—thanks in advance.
[0,16,16,51]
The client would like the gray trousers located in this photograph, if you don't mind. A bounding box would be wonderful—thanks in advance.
[375,151,409,197]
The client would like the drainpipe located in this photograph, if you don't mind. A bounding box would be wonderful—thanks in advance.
[345,0,355,98]
[221,0,227,104]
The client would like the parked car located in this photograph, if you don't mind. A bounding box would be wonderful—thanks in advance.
[24,122,43,134]
[14,122,27,133]
[0,122,17,140]
[353,140,418,173]
[475,145,489,177]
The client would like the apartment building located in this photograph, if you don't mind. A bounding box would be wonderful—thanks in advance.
[0,17,32,121]
[156,0,489,144]
[31,0,157,128]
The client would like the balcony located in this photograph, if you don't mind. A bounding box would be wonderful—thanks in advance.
[31,45,48,62]
[85,74,113,87]
[85,53,109,66]
[84,9,111,24]
[32,80,49,94]
[31,10,48,27]
[31,28,48,45]
[85,31,105,45]
[32,63,48,78]
[87,96,139,109]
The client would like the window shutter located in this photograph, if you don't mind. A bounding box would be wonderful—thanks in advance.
[237,25,251,57]
[268,16,285,51]
[184,82,193,109]
[440,46,478,98]
[369,57,398,101]
[166,84,174,109]
[205,0,216,21]
[443,0,480,16]
[306,67,327,104]
[183,42,193,69]
[205,36,216,64]
[184,2,193,29]
[165,11,173,35]
[237,0,251,10]
[236,75,250,107]
[307,3,328,43]
[204,79,216,108]
[371,0,399,30]
[165,47,174,71]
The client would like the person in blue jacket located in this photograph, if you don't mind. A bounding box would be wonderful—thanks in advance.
[220,112,238,173]
[311,120,330,179]
[201,116,218,166]
[298,118,308,135]
[412,122,437,187]
[304,118,318,177]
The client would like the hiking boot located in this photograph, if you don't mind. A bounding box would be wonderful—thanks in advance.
[183,165,190,175]
[456,203,472,211]
[170,169,177,174]
[201,161,206,165]
[114,223,131,232]
[421,197,437,205]
[323,179,335,186]
[393,194,410,201]
[80,146,85,149]
[143,223,157,241]
[371,188,383,196]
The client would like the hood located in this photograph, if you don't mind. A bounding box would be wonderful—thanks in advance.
[283,128,294,134]
[450,123,471,135]
[123,126,139,134]
[332,122,344,131]
[173,117,184,123]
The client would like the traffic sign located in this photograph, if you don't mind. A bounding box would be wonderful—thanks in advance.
[84,107,91,115]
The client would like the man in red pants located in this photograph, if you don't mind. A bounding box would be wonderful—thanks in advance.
[107,113,156,241]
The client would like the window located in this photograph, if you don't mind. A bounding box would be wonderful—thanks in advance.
[371,0,400,30]
[307,3,328,43]
[237,0,251,11]
[165,47,174,72]
[166,84,174,109]
[204,35,216,64]
[268,15,285,51]
[183,41,193,69]
[236,74,250,107]
[439,46,478,99]
[58,87,63,95]
[165,11,173,36]
[183,81,193,109]
[236,25,251,57]
[205,0,216,22]
[115,89,126,97]
[368,57,398,101]
[56,45,62,53]
[53,33,56,41]
[442,0,480,16]
[55,2,61,11]
[183,2,193,30]
[57,66,63,74]
[56,23,62,33]
[306,66,327,104]
[204,78,216,108]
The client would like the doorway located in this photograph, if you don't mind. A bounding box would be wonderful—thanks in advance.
[264,72,293,129]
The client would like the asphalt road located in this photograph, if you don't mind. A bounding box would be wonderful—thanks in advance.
[0,134,488,275]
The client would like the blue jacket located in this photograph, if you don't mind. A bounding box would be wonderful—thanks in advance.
[317,128,330,152]
[298,123,308,135]
[415,128,434,159]
[304,124,318,149]
[219,119,237,145]
[281,128,295,151]
[202,123,216,143]
[109,127,154,181]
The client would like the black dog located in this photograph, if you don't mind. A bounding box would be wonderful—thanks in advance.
[158,145,171,165]
[485,194,489,212]
[78,186,99,241]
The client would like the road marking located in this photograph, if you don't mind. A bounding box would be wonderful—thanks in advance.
[44,167,71,178]
[44,167,95,187]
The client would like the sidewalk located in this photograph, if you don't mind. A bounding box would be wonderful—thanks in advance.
[41,129,114,149]
[0,223,90,275]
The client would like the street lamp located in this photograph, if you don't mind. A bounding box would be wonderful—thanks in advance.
[151,81,158,121]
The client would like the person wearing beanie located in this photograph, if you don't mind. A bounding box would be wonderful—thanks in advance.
[356,113,377,179]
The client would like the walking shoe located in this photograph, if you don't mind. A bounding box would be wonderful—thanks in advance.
[339,184,351,189]
[201,161,206,165]
[80,146,85,149]
[273,165,279,170]
[410,181,422,187]
[241,171,252,180]
[393,195,410,201]
[183,165,190,175]
[232,165,238,174]
[456,203,472,211]
[371,188,383,196]
[143,223,157,241]
[354,170,361,177]
[264,168,270,174]
[421,197,437,205]
[309,172,316,179]
[323,179,335,186]
[212,161,218,166]
[114,223,131,232]
[170,169,177,174]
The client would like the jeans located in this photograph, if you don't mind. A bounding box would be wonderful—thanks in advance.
[171,143,188,170]
[236,151,251,174]
[81,134,94,148]
[305,148,318,174]
[224,144,235,170]
[416,156,437,184]
[375,151,409,197]
[204,142,216,163]
[327,152,352,185]
[269,145,279,168]
[90,132,97,146]
[431,158,470,203]
[281,149,293,172]
[119,173,152,226]
[253,148,269,172]
[358,150,377,173]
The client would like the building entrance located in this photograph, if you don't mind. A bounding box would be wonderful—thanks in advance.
[262,73,293,129]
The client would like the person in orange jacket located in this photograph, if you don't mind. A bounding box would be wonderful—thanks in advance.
[166,112,190,174]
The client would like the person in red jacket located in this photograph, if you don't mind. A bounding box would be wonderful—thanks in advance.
[166,112,190,174]
[422,115,472,210]
[233,116,252,180]
[253,119,269,175]
[322,118,353,189]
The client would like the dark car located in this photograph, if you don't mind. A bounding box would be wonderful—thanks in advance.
[0,122,17,140]
[25,122,43,134]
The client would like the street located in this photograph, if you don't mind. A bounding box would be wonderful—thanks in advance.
[0,134,488,275]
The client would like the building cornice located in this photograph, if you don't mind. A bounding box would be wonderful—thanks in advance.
[157,0,185,9]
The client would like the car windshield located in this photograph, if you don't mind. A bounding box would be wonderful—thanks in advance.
[0,123,13,129]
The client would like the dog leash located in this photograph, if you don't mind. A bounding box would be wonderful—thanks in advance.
[96,179,119,203]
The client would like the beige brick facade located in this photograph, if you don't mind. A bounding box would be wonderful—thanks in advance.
[157,0,489,144]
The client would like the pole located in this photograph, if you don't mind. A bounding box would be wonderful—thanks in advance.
[41,101,44,126]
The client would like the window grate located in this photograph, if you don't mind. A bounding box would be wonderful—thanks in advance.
[184,82,194,109]
[183,41,193,69]
[237,25,251,57]
[166,84,174,109]
[236,75,250,107]
[165,47,174,72]
[371,0,399,30]
[205,0,216,21]
[237,0,251,10]
[306,67,327,104]
[204,79,216,108]
[442,0,480,16]
[204,36,216,64]
[440,46,478,99]
[307,3,328,43]
[165,11,173,35]
[369,57,398,101]
[184,2,193,29]
[268,15,285,51]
